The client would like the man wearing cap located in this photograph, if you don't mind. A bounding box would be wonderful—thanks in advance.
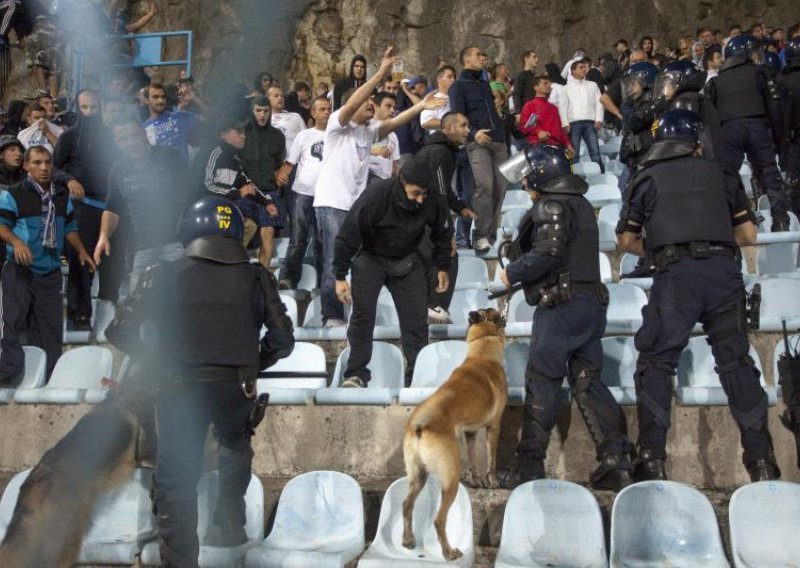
[332,157,453,388]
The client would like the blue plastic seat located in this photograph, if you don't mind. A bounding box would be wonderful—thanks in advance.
[601,336,639,405]
[585,183,621,209]
[729,481,800,568]
[505,341,570,405]
[0,346,47,404]
[399,340,467,405]
[359,476,474,567]
[610,480,729,568]
[597,204,621,252]
[15,346,114,404]
[455,256,489,290]
[501,190,531,213]
[495,480,607,568]
[619,252,653,290]
[606,284,647,334]
[751,278,800,331]
[256,342,327,405]
[244,471,364,568]
[755,243,800,278]
[315,342,404,405]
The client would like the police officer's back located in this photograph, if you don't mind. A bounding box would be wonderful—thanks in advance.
[780,38,800,209]
[617,109,780,483]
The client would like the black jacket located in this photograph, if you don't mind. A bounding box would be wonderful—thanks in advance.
[513,69,537,112]
[448,69,505,143]
[332,55,367,110]
[200,141,272,205]
[53,114,118,201]
[413,132,466,213]
[333,178,454,279]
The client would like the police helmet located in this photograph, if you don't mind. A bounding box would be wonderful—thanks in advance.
[523,144,572,189]
[653,61,706,102]
[652,109,701,145]
[178,195,245,244]
[764,50,782,73]
[621,62,659,99]
[785,38,800,65]
[724,34,764,64]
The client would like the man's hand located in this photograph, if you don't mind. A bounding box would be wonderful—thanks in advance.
[93,235,110,265]
[12,240,33,266]
[537,130,550,141]
[565,145,576,159]
[37,118,50,133]
[78,250,97,273]
[67,180,85,199]
[498,268,511,289]
[239,183,256,197]
[420,93,447,111]
[335,280,352,304]
[371,145,392,159]
[594,121,603,130]
[377,46,400,79]
[562,124,571,133]
[436,270,450,293]
[275,169,291,187]
[459,208,477,219]
[266,203,278,217]
[475,129,492,146]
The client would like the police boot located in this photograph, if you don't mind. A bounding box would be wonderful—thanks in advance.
[634,447,668,481]
[746,458,781,482]
[501,455,546,489]
[590,452,634,492]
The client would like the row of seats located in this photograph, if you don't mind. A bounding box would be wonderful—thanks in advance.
[1,467,796,567]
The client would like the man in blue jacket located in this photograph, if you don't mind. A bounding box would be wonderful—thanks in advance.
[448,46,508,253]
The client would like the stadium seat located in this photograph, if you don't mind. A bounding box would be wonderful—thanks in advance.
[739,163,752,177]
[64,304,97,344]
[619,252,653,290]
[279,264,319,300]
[0,469,31,543]
[455,256,490,290]
[756,194,771,212]
[676,336,775,405]
[755,243,800,278]
[141,471,264,567]
[605,160,625,176]
[244,471,364,568]
[599,252,613,283]
[399,340,467,405]
[315,342,404,405]
[503,291,535,337]
[598,137,621,158]
[93,299,116,343]
[501,208,526,231]
[587,173,619,187]
[430,290,499,339]
[601,337,639,405]
[585,183,622,209]
[754,278,800,331]
[505,340,571,406]
[495,480,607,568]
[610,480,729,568]
[256,342,327,405]
[729,481,800,568]
[295,296,349,341]
[0,346,47,404]
[15,346,114,404]
[501,189,530,213]
[755,211,800,245]
[489,257,511,294]
[572,162,601,177]
[277,294,299,327]
[597,203,621,252]
[268,238,290,268]
[358,476,474,568]
[606,283,647,334]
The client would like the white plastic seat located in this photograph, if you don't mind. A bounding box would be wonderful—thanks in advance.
[676,336,775,405]
[501,208,526,231]
[446,290,498,325]
[499,292,535,338]
[729,481,800,568]
[295,296,349,341]
[598,137,621,157]
[756,194,771,211]
[15,346,114,404]
[455,256,489,290]
[755,211,800,245]
[585,183,622,209]
[605,160,625,176]
[739,163,752,177]
[601,337,639,405]
[256,342,327,405]
[63,303,98,344]
[92,299,116,343]
[495,480,607,568]
[619,252,653,290]
[501,190,531,213]
[399,340,467,405]
[572,162,601,177]
[0,469,31,543]
[0,346,47,404]
[599,252,613,283]
[755,243,800,278]
[141,471,264,567]
[753,278,800,330]
[315,342,404,405]
[244,471,364,568]
[359,476,474,568]
[278,294,299,327]
[597,203,621,252]
[610,480,729,568]
[505,341,570,406]
[606,284,647,334]
[268,237,290,268]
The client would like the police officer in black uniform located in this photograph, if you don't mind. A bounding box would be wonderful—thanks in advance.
[617,62,660,199]
[708,34,790,231]
[780,38,800,213]
[108,195,294,567]
[497,144,634,491]
[617,109,780,482]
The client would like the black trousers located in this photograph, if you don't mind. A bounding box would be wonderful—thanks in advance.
[345,252,428,385]
[634,256,772,465]
[417,229,458,311]
[153,379,254,568]
[0,263,62,380]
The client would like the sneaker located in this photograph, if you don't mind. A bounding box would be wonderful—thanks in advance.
[69,316,92,332]
[341,376,365,388]
[427,306,452,324]
[277,279,293,290]
[473,238,491,253]
[323,318,347,328]
[771,218,791,233]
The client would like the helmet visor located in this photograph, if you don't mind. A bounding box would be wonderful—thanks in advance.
[499,150,533,184]
[621,74,644,100]
[653,72,680,102]
[749,46,765,65]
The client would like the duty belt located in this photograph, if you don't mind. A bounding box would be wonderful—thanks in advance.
[653,242,737,271]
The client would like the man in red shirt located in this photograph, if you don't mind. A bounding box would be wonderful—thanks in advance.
[519,76,575,158]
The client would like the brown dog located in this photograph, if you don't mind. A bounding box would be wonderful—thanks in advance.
[402,308,507,561]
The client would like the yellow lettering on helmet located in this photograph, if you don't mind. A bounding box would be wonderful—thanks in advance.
[220,219,231,229]
[217,206,226,213]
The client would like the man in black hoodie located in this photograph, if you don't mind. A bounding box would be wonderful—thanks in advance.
[332,54,367,110]
[332,157,453,388]
[414,112,476,323]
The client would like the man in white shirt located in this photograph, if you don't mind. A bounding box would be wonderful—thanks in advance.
[558,60,605,173]
[16,104,63,154]
[368,91,401,183]
[276,97,330,289]
[420,65,456,132]
[268,85,307,155]
[313,46,446,326]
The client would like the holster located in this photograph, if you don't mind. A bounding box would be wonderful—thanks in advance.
[747,283,761,332]
[778,354,800,468]
[652,242,737,272]
[245,393,270,437]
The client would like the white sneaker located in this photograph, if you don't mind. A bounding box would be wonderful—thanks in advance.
[323,318,348,328]
[427,306,452,324]
[474,238,491,253]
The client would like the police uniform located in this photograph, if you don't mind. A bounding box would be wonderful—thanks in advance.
[108,196,294,567]
[500,144,634,490]
[618,109,780,482]
[708,35,789,230]
[618,63,659,198]
[780,39,800,212]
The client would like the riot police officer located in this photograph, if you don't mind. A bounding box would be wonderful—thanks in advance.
[708,34,790,231]
[617,109,780,482]
[779,38,800,213]
[108,195,295,567]
[497,144,634,491]
[617,62,659,198]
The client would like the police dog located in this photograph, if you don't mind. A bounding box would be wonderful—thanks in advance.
[402,308,507,561]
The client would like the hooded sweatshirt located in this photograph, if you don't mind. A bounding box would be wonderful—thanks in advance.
[53,113,118,203]
[242,115,285,192]
[332,54,367,110]
[414,131,467,213]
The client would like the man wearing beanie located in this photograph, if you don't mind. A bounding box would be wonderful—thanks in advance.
[332,156,453,388]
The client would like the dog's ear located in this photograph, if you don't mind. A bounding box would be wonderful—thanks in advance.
[468,310,481,325]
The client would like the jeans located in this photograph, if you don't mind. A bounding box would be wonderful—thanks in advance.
[315,206,349,322]
[455,148,475,247]
[466,141,508,242]
[281,193,322,288]
[570,120,605,174]
[121,242,184,299]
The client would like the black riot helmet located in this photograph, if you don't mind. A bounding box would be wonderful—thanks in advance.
[652,109,702,146]
[785,38,800,66]
[724,34,765,64]
[764,51,782,73]
[653,61,706,102]
[621,62,659,100]
[499,143,572,190]
[178,195,249,264]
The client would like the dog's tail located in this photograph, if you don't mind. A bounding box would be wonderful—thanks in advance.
[408,404,439,439]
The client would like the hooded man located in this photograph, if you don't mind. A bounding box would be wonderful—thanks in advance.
[332,54,367,110]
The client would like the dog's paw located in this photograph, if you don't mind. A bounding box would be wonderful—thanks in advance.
[402,534,416,550]
[461,471,479,488]
[444,547,463,561]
